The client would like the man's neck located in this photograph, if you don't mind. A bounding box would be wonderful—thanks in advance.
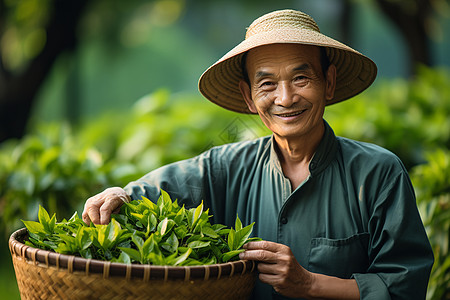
[274,122,324,163]
[273,121,325,189]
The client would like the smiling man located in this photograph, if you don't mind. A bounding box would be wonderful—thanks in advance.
[240,44,335,190]
[83,9,434,300]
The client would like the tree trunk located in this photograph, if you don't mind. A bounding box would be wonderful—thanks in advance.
[376,0,432,75]
[0,0,89,143]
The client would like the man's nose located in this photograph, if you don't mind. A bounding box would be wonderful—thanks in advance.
[274,81,296,107]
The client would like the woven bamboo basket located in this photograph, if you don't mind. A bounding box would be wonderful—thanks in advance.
[10,228,257,300]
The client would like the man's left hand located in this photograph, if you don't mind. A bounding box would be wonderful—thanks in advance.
[239,241,314,298]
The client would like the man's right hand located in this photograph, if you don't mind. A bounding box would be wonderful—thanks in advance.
[82,187,130,225]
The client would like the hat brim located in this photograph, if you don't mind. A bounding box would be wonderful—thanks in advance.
[198,28,377,114]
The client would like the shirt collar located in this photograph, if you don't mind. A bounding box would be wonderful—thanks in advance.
[269,120,338,177]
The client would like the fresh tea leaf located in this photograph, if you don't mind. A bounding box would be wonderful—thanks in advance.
[96,218,121,250]
[158,217,168,236]
[118,247,141,263]
[22,190,262,266]
[169,247,192,266]
[161,232,179,253]
[227,228,236,251]
[201,226,219,239]
[22,220,46,235]
[221,249,245,262]
[188,240,211,249]
[38,205,54,233]
[141,196,157,212]
[235,222,255,250]
[235,214,243,231]
[191,201,203,229]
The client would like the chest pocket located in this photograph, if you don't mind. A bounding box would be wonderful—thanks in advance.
[307,233,370,279]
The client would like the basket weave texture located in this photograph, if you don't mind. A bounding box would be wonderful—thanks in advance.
[10,228,257,300]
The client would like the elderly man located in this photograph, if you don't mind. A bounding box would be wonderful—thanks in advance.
[83,9,434,300]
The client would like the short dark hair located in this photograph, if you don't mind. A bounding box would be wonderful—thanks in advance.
[319,46,330,78]
[241,46,331,85]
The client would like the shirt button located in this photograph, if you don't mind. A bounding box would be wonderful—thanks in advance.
[310,162,316,169]
[281,217,288,224]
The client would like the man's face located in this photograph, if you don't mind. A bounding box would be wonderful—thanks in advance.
[239,44,336,141]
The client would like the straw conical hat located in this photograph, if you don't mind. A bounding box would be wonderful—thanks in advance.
[198,9,377,114]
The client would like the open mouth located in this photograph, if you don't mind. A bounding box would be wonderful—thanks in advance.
[276,109,307,117]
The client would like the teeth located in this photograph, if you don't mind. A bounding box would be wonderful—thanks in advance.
[279,110,305,117]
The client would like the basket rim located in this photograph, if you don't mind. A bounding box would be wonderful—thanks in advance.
[9,227,256,281]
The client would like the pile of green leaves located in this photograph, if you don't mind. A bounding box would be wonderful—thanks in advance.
[22,190,261,266]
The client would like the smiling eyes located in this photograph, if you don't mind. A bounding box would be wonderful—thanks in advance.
[258,76,309,90]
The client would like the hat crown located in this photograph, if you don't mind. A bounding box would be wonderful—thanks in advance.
[245,9,320,39]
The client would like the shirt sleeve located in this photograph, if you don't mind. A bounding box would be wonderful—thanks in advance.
[353,170,434,300]
[122,147,230,225]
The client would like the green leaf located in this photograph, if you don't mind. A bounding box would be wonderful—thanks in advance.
[235,222,255,250]
[146,252,166,265]
[221,249,245,262]
[158,217,168,236]
[143,233,161,257]
[227,228,236,251]
[235,214,243,231]
[210,244,223,260]
[149,213,158,230]
[114,251,131,264]
[246,237,263,243]
[161,232,178,253]
[188,240,210,249]
[77,227,92,250]
[170,247,192,266]
[22,220,45,235]
[174,225,188,240]
[217,228,230,236]
[132,233,144,254]
[141,196,157,212]
[48,213,57,232]
[96,218,121,250]
[55,242,74,254]
[118,247,142,263]
[161,189,173,212]
[38,205,51,233]
[194,202,203,224]
[112,214,128,226]
[130,213,146,226]
[201,226,219,239]
[174,206,186,225]
[80,248,93,259]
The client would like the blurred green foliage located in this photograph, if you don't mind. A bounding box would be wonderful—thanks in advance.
[1,66,449,299]
[325,65,450,170]
[412,149,450,300]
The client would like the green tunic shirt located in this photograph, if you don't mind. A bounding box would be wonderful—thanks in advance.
[124,120,433,300]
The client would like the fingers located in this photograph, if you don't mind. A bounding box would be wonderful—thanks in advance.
[240,241,286,262]
[239,241,313,298]
[240,248,278,263]
[82,187,129,225]
[82,202,100,225]
[243,240,282,251]
[99,195,123,224]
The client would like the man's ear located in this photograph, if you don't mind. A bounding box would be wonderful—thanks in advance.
[325,64,337,101]
[239,80,257,113]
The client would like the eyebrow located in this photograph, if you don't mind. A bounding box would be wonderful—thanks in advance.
[255,71,273,79]
[293,63,311,72]
[254,63,312,80]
